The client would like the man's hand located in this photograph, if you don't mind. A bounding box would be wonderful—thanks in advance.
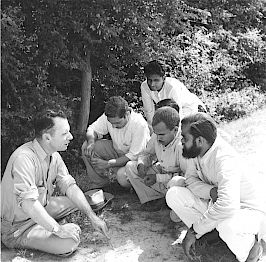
[82,140,95,158]
[210,187,218,203]
[182,227,197,260]
[90,214,110,239]
[54,223,81,243]
[137,163,148,179]
[144,174,156,186]
[90,157,109,170]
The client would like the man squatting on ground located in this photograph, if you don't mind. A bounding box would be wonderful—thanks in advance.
[141,60,206,127]
[126,105,191,211]
[1,110,109,256]
[81,96,150,190]
[166,112,266,262]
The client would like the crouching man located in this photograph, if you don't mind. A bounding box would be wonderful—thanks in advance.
[166,113,266,262]
[1,110,109,256]
[81,96,150,189]
[126,106,189,211]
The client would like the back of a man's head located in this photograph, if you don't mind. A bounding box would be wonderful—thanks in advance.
[155,98,180,113]
[152,106,180,130]
[104,96,130,118]
[181,113,217,145]
[144,60,165,77]
[34,109,67,138]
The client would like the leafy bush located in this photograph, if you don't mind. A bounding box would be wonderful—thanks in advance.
[204,86,266,122]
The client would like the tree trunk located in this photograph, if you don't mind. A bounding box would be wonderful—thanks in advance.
[77,50,92,134]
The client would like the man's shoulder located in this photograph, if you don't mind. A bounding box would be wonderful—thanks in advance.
[5,141,37,169]
[212,137,239,161]
[12,141,35,157]
[165,77,184,87]
[130,111,148,125]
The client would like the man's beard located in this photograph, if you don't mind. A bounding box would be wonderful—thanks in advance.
[182,139,201,159]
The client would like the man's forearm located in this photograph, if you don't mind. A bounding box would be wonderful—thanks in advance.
[66,184,96,220]
[21,199,59,232]
[108,155,130,168]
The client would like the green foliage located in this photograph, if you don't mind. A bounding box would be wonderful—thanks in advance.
[1,0,266,173]
[205,86,266,122]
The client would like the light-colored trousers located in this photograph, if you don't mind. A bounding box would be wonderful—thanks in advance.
[82,139,126,189]
[166,186,266,262]
[1,196,79,256]
[126,161,167,204]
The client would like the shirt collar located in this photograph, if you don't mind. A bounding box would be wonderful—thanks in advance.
[199,136,221,164]
[163,132,180,149]
[32,139,49,161]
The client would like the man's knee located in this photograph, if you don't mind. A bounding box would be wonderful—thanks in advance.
[56,238,80,256]
[125,161,138,178]
[117,167,131,188]
[166,186,186,209]
[93,140,112,155]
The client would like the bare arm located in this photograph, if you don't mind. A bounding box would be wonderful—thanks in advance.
[21,199,59,232]
[82,127,99,157]
[66,184,109,238]
[21,199,80,242]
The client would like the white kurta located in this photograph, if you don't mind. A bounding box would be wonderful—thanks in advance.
[166,136,266,262]
[141,77,206,124]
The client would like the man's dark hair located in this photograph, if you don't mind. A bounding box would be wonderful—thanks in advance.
[144,60,165,77]
[104,96,130,118]
[155,98,180,113]
[34,109,67,138]
[152,106,180,130]
[181,113,217,145]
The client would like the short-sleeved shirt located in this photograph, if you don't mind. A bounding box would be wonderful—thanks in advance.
[141,77,205,124]
[1,139,76,223]
[88,111,150,161]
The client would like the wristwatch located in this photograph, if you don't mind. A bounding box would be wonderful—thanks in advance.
[51,224,60,234]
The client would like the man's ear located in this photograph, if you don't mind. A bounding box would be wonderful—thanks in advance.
[196,136,205,146]
[43,133,51,142]
[125,110,130,118]
[174,126,179,133]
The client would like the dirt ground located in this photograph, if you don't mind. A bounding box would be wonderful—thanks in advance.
[1,107,266,262]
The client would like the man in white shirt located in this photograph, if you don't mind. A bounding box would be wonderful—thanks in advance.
[141,60,206,126]
[126,106,189,211]
[166,113,266,262]
[82,96,150,190]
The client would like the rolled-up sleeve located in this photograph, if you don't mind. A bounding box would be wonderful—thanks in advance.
[12,154,39,207]
[55,154,76,195]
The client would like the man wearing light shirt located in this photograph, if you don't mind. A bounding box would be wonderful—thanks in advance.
[141,60,206,126]
[81,96,150,189]
[166,113,266,262]
[126,106,189,211]
[1,110,109,256]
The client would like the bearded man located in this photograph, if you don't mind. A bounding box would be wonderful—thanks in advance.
[166,113,266,262]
